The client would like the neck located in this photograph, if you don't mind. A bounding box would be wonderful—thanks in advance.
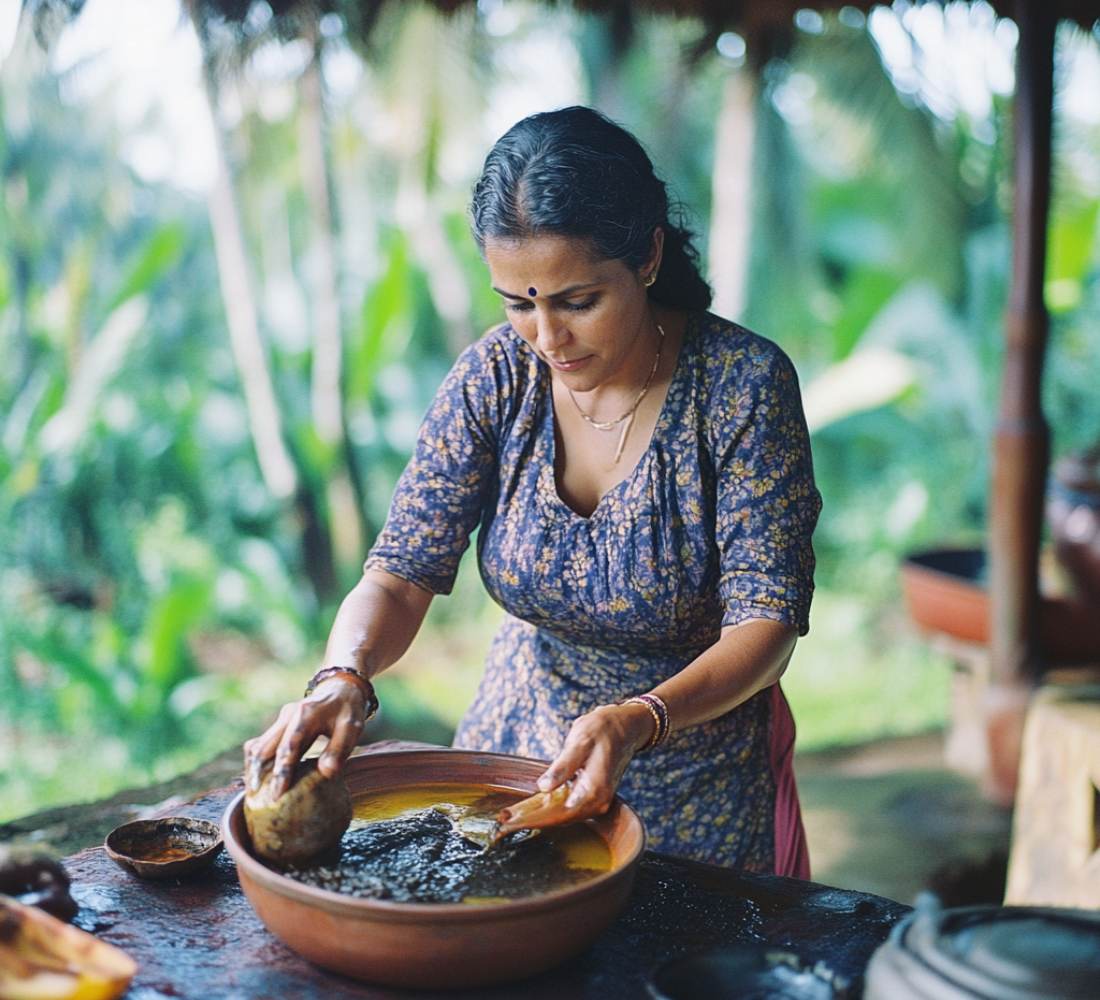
[575,313,664,402]
[565,322,666,436]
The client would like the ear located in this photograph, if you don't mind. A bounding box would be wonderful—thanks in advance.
[642,227,665,281]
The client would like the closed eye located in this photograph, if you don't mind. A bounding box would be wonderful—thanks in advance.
[503,298,597,313]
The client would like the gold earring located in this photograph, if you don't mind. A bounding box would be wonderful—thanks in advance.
[644,272,657,287]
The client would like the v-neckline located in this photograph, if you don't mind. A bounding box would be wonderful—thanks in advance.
[538,312,696,523]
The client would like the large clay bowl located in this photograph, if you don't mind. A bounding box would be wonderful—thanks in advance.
[222,748,646,990]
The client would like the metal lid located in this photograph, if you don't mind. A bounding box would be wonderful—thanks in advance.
[866,897,1100,1000]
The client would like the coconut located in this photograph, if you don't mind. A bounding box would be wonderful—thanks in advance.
[244,759,352,865]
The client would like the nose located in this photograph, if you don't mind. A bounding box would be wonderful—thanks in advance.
[534,308,570,354]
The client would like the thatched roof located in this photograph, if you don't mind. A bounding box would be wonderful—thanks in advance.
[501,1,1100,32]
[171,0,1098,73]
[199,0,1100,34]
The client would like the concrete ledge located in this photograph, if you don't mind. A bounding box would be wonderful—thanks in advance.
[1006,684,1100,907]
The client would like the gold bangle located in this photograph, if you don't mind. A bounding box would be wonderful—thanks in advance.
[621,696,662,751]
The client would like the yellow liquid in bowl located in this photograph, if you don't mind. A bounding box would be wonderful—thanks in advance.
[351,782,613,878]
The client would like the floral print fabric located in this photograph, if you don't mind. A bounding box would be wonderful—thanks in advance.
[365,311,821,869]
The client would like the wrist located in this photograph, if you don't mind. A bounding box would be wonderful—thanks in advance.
[312,674,367,703]
[619,693,670,751]
[617,701,659,753]
[305,666,379,721]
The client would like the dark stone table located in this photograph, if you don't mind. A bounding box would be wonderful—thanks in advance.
[61,747,910,999]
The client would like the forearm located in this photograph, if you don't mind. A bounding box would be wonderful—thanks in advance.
[537,618,799,813]
[629,619,797,741]
[321,569,433,680]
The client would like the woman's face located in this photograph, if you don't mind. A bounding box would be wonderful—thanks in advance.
[483,233,660,393]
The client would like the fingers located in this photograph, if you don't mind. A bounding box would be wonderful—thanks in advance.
[271,702,316,798]
[318,708,364,778]
[537,737,589,793]
[565,770,600,812]
[536,709,626,820]
[564,744,617,818]
[243,703,294,792]
[243,682,368,797]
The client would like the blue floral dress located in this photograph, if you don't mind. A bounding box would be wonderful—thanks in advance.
[365,311,821,872]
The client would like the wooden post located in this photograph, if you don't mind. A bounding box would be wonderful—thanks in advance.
[985,0,1056,804]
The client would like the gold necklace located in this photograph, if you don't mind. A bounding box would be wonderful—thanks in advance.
[567,323,665,464]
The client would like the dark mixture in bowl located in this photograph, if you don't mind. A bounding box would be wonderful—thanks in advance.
[276,788,611,904]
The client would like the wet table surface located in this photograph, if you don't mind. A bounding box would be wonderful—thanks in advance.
[63,749,910,999]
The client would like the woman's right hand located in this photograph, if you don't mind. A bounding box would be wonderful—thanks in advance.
[243,678,368,798]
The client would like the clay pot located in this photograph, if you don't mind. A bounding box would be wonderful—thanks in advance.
[900,548,1100,666]
[221,748,646,990]
[105,817,223,880]
[1048,449,1100,605]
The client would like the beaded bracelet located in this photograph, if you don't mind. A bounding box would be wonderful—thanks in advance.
[305,666,380,722]
[621,693,671,751]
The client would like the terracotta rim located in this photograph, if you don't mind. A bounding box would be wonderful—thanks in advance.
[222,748,646,923]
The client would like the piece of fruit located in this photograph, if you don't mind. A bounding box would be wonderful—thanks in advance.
[0,894,136,1000]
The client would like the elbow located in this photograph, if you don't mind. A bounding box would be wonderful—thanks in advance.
[771,642,796,684]
[771,623,798,682]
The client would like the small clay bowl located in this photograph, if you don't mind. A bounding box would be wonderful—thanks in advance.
[105,817,223,880]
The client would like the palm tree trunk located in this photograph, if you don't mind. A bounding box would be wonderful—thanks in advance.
[189,6,336,603]
[199,51,298,503]
[297,18,368,568]
[708,67,758,322]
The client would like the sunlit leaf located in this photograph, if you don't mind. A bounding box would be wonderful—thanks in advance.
[106,223,186,312]
[830,268,904,360]
[802,346,917,432]
[1045,197,1098,313]
[350,230,414,400]
[140,574,214,697]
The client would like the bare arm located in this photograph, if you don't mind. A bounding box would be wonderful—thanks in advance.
[243,569,433,796]
[321,569,434,680]
[648,618,796,730]
[536,618,798,817]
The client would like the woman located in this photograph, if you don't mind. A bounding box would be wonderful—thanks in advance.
[245,106,821,876]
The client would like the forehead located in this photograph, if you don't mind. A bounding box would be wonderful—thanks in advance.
[483,234,623,289]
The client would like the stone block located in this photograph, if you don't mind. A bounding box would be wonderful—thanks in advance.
[1005,685,1100,907]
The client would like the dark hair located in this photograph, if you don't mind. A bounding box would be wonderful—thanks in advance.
[469,106,712,311]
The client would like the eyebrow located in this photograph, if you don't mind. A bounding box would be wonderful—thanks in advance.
[492,282,601,300]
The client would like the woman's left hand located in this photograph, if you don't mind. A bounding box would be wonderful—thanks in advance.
[535,702,657,820]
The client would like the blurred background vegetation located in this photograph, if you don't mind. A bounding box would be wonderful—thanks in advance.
[1,0,1098,822]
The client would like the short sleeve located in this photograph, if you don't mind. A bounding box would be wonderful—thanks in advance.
[708,340,821,635]
[363,329,518,595]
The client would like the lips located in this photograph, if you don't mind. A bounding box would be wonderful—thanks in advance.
[545,355,592,372]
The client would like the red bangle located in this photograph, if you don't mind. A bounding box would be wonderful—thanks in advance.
[305,666,379,721]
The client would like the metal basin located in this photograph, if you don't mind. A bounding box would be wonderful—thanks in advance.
[221,748,646,990]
